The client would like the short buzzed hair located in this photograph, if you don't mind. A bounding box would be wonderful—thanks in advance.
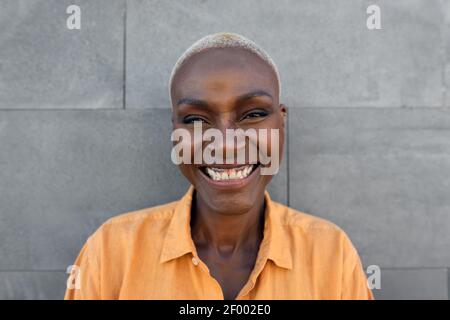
[169,32,281,104]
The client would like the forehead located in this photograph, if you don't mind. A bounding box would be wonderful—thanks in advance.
[171,47,279,106]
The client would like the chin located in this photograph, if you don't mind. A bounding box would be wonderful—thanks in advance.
[205,193,256,216]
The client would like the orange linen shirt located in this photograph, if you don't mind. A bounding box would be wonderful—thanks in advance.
[64,186,374,300]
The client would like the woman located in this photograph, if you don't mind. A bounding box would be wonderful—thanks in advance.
[65,32,373,300]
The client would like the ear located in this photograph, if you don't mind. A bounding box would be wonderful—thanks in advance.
[279,103,287,128]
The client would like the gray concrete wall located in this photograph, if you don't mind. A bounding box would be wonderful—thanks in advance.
[0,0,448,299]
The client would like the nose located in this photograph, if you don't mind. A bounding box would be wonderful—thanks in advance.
[212,118,257,165]
[212,118,238,164]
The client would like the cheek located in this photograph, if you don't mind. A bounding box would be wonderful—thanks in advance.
[172,127,200,164]
[270,115,285,155]
[256,124,284,157]
[178,163,198,183]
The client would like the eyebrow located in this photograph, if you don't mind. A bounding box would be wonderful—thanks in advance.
[236,90,273,103]
[176,90,273,107]
[176,97,208,107]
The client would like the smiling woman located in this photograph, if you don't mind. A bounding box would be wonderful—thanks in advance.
[64,32,374,300]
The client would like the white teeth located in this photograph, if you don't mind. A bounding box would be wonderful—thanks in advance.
[204,165,255,181]
[206,168,215,179]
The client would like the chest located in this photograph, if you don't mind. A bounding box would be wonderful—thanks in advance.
[198,250,258,300]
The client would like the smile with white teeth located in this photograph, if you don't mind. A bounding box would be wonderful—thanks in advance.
[204,165,256,181]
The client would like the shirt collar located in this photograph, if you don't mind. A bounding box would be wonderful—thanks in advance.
[159,185,292,270]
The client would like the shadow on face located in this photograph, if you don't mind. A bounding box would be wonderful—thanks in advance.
[171,47,286,215]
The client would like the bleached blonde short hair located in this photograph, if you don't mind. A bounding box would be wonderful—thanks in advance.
[169,32,281,104]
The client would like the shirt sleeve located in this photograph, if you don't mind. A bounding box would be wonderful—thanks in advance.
[64,236,101,300]
[341,236,375,300]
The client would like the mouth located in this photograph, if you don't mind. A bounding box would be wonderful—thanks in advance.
[198,163,260,186]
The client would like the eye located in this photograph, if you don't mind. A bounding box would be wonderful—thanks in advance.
[241,110,269,121]
[182,115,208,124]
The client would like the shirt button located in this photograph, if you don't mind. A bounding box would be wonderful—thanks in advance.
[192,257,199,266]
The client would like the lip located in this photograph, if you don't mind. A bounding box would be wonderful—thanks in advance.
[197,163,260,189]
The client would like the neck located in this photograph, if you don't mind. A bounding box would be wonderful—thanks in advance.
[190,192,265,258]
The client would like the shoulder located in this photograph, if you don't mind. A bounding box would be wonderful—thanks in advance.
[272,200,344,233]
[271,201,357,254]
[85,200,179,248]
[104,200,177,226]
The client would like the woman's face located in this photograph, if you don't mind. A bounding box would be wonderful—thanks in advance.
[171,47,286,215]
